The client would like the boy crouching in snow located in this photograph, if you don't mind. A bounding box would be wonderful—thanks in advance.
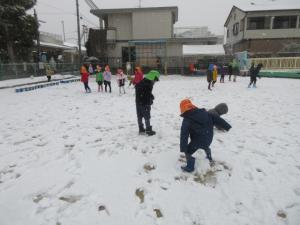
[179,99,232,172]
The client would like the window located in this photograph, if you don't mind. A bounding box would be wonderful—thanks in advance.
[273,16,297,29]
[227,29,230,38]
[247,17,270,30]
[233,23,239,35]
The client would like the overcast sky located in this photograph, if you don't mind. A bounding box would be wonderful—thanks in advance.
[28,0,299,43]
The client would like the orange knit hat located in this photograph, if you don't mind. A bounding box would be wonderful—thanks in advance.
[180,99,197,115]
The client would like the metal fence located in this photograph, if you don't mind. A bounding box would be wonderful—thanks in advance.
[0,63,80,81]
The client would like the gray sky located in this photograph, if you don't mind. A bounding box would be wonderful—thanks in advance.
[29,0,299,43]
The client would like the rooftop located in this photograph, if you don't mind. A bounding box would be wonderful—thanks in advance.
[91,6,178,23]
[183,44,225,56]
[225,1,300,26]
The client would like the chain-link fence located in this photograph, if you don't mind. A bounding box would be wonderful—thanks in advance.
[0,63,80,81]
[0,55,254,81]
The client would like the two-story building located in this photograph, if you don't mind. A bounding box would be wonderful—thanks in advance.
[224,4,300,57]
[89,6,218,70]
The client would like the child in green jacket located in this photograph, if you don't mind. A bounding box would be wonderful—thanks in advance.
[96,65,104,92]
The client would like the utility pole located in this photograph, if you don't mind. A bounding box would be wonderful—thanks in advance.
[61,20,66,42]
[76,0,82,64]
[34,8,41,76]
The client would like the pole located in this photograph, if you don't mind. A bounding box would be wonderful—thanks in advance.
[82,25,86,44]
[61,20,66,42]
[34,9,40,76]
[76,0,82,64]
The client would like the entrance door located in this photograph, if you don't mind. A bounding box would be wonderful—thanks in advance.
[122,47,136,65]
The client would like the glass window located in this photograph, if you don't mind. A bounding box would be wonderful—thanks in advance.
[273,16,297,29]
[233,23,239,35]
[247,17,270,30]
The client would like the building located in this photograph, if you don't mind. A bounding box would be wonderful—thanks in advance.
[89,6,219,70]
[37,31,86,64]
[224,4,300,57]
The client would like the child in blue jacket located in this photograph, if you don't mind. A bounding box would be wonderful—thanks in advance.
[180,99,232,172]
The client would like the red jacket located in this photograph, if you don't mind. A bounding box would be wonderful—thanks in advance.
[133,71,144,85]
[81,72,89,83]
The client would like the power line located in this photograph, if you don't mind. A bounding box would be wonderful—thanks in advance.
[37,1,98,27]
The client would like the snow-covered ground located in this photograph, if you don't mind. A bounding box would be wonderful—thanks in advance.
[0,74,74,88]
[0,75,299,225]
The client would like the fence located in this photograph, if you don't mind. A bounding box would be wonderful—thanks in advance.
[0,63,80,81]
[2,56,300,81]
[250,57,300,70]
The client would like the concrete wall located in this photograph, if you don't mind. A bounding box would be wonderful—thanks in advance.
[132,11,172,39]
[108,13,132,40]
[106,42,129,58]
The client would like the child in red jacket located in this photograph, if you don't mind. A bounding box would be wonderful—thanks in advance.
[132,66,144,85]
[80,65,91,93]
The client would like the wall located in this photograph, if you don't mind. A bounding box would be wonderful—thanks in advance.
[231,38,300,56]
[108,13,132,40]
[225,7,246,45]
[132,10,172,39]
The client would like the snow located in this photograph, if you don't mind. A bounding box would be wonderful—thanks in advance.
[0,74,74,89]
[0,75,300,225]
[236,0,300,12]
[183,45,225,56]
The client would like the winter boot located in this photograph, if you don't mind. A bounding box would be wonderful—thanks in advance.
[181,156,195,172]
[146,126,156,136]
[139,125,146,134]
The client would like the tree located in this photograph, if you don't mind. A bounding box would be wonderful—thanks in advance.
[0,0,38,62]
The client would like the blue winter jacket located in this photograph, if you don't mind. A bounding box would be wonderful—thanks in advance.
[180,108,231,153]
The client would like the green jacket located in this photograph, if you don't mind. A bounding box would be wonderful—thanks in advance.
[96,72,103,82]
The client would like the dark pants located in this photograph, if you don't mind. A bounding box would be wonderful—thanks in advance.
[47,76,51,82]
[186,140,212,161]
[104,80,111,92]
[249,77,257,87]
[220,75,225,83]
[136,104,151,129]
[83,82,91,92]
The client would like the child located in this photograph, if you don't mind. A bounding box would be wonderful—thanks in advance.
[80,65,91,93]
[207,63,214,90]
[88,63,94,75]
[179,99,231,172]
[95,65,103,92]
[220,64,226,83]
[248,63,263,88]
[103,65,112,93]
[116,68,126,95]
[135,70,160,136]
[232,59,239,82]
[132,66,144,85]
[228,63,233,81]
[127,74,133,87]
[212,64,218,87]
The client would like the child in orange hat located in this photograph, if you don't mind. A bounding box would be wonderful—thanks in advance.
[179,99,231,172]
